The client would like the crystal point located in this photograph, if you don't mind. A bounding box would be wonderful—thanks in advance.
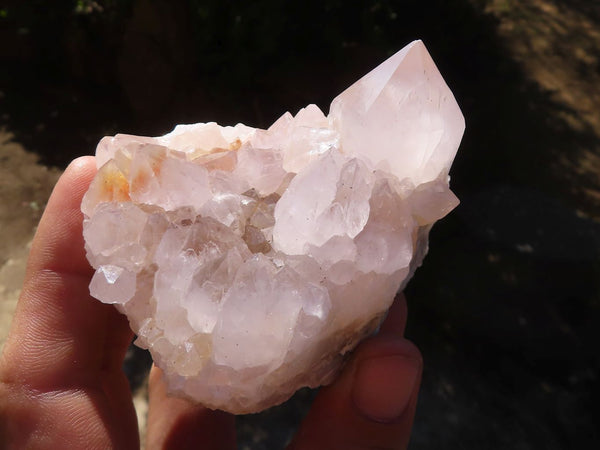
[329,40,465,183]
[82,40,464,413]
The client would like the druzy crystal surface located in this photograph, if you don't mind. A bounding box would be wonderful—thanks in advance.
[82,40,464,413]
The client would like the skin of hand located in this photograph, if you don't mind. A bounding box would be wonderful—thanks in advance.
[0,157,423,449]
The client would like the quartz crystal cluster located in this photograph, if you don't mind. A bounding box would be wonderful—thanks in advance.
[82,40,464,413]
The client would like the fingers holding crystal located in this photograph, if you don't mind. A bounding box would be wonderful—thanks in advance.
[146,365,236,450]
[289,298,422,450]
[1,156,133,387]
[379,292,409,337]
[0,157,139,449]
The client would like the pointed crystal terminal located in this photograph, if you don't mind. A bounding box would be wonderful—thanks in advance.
[82,40,464,413]
[329,40,465,183]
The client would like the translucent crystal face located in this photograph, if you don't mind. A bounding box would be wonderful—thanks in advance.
[82,40,464,413]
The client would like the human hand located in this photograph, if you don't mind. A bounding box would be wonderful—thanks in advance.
[0,157,422,449]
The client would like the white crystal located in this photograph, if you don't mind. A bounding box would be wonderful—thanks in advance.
[329,40,464,184]
[90,265,136,304]
[81,40,464,413]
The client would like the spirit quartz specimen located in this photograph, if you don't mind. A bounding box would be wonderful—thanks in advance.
[82,40,465,413]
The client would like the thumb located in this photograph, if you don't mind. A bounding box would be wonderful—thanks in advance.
[145,365,236,450]
[289,297,422,449]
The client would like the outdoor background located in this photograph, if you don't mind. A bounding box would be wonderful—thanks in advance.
[1,0,599,448]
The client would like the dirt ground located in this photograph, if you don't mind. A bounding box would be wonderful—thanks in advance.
[483,0,600,211]
[0,0,598,448]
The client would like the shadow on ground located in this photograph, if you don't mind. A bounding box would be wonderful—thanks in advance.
[1,0,598,448]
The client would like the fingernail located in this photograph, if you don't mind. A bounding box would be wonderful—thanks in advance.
[352,355,420,422]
